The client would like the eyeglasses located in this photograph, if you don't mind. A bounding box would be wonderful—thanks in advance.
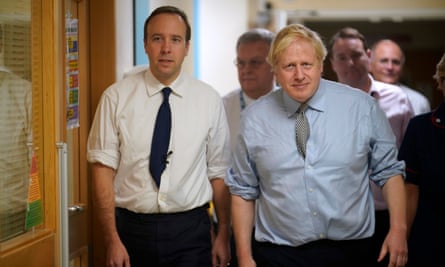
[234,58,266,69]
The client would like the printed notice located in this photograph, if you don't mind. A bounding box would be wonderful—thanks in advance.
[66,18,80,129]
[25,152,43,229]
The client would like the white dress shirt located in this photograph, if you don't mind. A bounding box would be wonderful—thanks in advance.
[222,89,255,152]
[87,69,231,214]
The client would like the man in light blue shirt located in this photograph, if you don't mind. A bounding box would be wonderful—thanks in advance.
[225,23,408,267]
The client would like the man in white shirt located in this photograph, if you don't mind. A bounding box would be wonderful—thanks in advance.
[87,6,231,267]
[221,28,275,267]
[370,39,431,115]
[223,28,276,152]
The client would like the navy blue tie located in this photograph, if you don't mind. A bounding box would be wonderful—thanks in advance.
[149,87,172,187]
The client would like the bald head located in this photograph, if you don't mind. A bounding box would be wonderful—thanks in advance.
[370,39,405,84]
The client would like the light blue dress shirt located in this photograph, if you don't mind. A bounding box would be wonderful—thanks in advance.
[225,78,405,247]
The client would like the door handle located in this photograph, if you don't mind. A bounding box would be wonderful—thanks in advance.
[68,204,86,215]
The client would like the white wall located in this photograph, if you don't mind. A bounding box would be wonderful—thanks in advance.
[115,1,134,80]
[115,0,248,96]
[196,1,248,96]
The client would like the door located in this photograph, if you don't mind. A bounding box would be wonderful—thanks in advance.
[63,0,90,266]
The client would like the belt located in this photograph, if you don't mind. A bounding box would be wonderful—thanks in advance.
[115,203,210,222]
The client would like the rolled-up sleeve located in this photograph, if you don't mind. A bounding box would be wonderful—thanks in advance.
[225,130,260,200]
[87,89,120,170]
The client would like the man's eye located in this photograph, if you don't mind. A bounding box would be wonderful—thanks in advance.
[234,61,246,68]
[284,64,295,71]
[351,53,362,59]
[234,59,265,69]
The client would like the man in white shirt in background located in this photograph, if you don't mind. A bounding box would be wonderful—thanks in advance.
[221,28,275,267]
[223,28,276,152]
[370,39,431,115]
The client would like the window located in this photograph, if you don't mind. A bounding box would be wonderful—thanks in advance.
[0,0,33,242]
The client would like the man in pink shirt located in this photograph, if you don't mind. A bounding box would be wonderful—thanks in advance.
[328,27,414,267]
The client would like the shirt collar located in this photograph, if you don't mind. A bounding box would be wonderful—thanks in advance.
[281,79,326,117]
[145,69,186,97]
[368,74,379,97]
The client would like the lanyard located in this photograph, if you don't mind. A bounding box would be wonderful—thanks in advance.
[239,90,246,111]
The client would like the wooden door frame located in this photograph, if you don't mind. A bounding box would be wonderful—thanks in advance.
[88,0,117,266]
[0,0,63,265]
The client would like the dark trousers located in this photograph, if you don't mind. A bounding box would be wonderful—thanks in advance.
[254,238,375,267]
[116,204,212,267]
[370,210,390,267]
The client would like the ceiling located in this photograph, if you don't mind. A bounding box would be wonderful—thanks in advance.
[252,1,445,50]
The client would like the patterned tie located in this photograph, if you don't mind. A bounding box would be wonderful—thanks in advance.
[149,87,172,187]
[295,103,309,158]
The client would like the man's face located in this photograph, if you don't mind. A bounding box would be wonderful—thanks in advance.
[370,42,403,84]
[330,38,371,89]
[144,13,189,85]
[274,39,323,103]
[235,41,274,99]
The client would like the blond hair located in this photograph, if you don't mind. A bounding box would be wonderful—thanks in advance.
[267,24,327,70]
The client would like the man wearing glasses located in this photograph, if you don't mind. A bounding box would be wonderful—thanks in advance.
[217,28,275,267]
[223,28,276,152]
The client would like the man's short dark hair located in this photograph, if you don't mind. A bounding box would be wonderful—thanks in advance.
[143,5,191,42]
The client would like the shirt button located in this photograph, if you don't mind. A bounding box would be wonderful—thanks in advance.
[309,188,313,192]
[319,233,325,238]
[312,211,317,216]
